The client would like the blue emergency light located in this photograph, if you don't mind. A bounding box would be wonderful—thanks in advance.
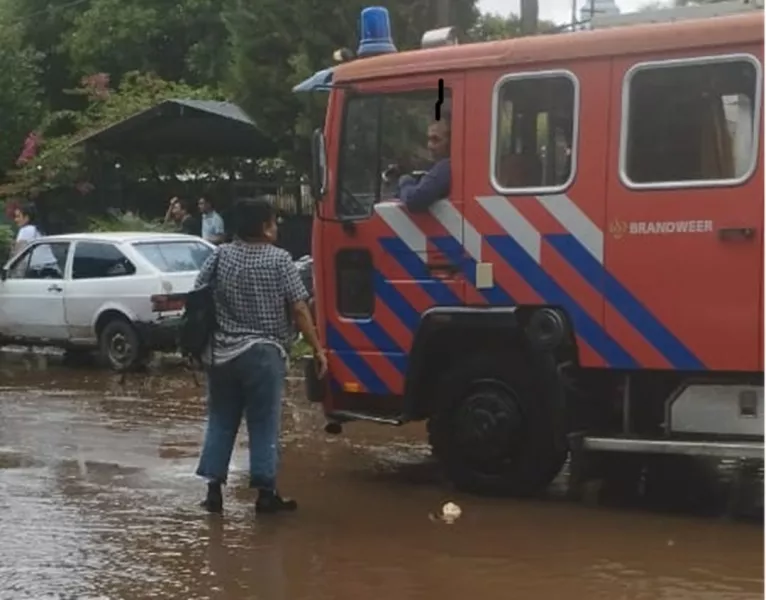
[357,6,397,58]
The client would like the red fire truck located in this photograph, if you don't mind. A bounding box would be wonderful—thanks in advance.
[295,3,764,495]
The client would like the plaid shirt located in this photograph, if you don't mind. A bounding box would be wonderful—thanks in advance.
[194,241,309,365]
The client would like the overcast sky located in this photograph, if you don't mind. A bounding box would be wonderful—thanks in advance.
[477,0,668,24]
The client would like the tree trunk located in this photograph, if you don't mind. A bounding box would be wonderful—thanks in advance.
[520,0,539,35]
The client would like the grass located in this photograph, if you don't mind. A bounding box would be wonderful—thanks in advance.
[289,336,312,361]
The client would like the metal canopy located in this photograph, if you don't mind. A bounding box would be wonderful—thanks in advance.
[292,67,335,93]
[75,99,275,158]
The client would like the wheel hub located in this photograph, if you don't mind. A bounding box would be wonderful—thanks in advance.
[110,333,131,360]
[454,383,523,463]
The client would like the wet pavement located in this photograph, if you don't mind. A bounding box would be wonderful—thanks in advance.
[0,359,763,600]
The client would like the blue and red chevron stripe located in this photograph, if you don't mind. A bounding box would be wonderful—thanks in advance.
[326,196,705,396]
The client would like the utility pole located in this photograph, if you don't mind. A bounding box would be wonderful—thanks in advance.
[436,0,450,27]
[520,0,539,35]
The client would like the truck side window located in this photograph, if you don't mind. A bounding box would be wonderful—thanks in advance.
[336,89,452,218]
[492,72,577,193]
[622,56,759,186]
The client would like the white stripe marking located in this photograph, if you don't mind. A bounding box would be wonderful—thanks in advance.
[477,195,541,263]
[536,194,604,264]
[430,199,482,261]
[374,202,427,254]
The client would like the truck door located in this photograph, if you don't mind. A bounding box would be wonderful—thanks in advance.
[319,76,466,398]
[605,52,763,372]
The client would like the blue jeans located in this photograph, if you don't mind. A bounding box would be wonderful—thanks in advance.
[196,343,287,490]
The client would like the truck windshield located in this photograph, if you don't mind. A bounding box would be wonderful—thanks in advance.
[337,89,451,218]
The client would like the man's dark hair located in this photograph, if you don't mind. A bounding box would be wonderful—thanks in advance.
[19,202,38,223]
[200,188,215,208]
[233,197,276,240]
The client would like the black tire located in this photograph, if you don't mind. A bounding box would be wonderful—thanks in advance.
[428,349,568,496]
[98,318,143,371]
[62,347,96,368]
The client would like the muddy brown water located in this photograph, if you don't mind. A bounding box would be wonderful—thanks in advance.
[0,360,762,600]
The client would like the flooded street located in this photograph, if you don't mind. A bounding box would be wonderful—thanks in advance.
[0,358,762,600]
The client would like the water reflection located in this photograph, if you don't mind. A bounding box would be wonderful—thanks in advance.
[0,364,762,600]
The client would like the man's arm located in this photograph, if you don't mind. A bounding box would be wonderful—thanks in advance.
[398,159,451,212]
[163,197,176,224]
[281,258,319,349]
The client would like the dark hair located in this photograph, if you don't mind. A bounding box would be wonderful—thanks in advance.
[233,198,276,240]
[18,202,38,224]
[172,198,188,213]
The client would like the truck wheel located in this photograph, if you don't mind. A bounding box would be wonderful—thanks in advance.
[428,350,567,496]
[99,318,143,372]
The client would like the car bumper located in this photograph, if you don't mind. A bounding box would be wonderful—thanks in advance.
[134,317,181,352]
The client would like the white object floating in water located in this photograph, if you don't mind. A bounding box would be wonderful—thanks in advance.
[441,502,462,524]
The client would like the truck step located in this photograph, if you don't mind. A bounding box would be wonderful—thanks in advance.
[576,435,763,460]
[325,410,404,427]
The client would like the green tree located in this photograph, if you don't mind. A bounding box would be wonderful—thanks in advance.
[0,23,43,180]
[467,12,558,41]
[225,0,480,173]
[63,0,230,87]
[1,71,222,197]
[0,0,86,111]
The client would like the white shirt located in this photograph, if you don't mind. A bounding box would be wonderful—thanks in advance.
[16,224,42,244]
[15,224,57,269]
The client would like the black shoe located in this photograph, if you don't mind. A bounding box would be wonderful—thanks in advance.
[255,490,297,514]
[200,482,223,513]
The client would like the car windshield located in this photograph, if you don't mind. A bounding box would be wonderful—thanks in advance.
[133,241,213,273]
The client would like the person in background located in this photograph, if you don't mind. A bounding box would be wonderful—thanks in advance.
[164,196,197,235]
[198,195,225,245]
[194,198,328,515]
[13,202,43,255]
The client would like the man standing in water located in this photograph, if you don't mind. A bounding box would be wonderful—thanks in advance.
[194,198,327,515]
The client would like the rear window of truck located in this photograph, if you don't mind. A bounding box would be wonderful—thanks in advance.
[133,241,213,272]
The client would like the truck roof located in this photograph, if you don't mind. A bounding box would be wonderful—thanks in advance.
[333,11,763,84]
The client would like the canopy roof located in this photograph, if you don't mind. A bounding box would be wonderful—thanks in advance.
[76,99,275,158]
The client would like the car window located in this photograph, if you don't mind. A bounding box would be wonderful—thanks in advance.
[72,242,136,279]
[8,242,69,280]
[132,241,213,272]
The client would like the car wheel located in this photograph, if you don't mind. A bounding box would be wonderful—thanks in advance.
[428,349,568,496]
[99,318,143,371]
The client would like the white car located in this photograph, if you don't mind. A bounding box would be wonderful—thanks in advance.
[0,232,215,370]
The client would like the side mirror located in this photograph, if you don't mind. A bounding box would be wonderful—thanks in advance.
[310,128,328,202]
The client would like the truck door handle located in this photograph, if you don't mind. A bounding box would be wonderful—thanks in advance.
[47,284,63,292]
[718,227,756,242]
[426,262,459,276]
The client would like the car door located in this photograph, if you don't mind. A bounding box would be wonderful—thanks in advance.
[65,240,141,341]
[0,241,71,340]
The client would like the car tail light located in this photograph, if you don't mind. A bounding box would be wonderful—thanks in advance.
[151,294,185,312]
